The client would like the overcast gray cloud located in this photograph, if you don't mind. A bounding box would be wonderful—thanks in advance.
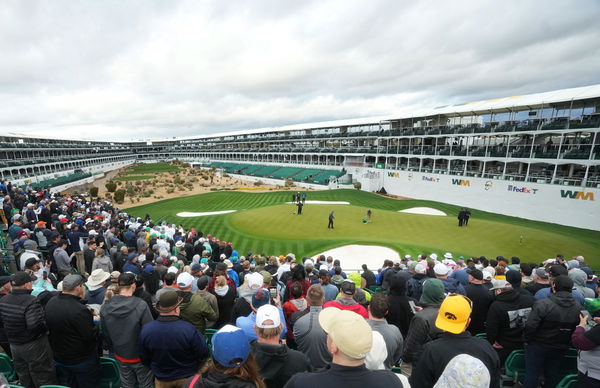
[0,0,599,141]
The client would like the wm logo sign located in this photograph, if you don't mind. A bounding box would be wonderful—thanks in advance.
[560,190,595,201]
[451,179,470,186]
[387,172,400,178]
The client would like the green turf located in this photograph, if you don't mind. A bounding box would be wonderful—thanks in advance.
[113,175,155,181]
[124,162,180,174]
[124,189,600,266]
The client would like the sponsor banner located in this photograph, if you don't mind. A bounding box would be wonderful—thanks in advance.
[507,185,538,194]
[422,175,440,183]
[484,181,493,191]
[387,171,400,178]
[560,190,595,201]
[451,178,471,187]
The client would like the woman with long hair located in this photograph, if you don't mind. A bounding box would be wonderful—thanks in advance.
[183,325,265,388]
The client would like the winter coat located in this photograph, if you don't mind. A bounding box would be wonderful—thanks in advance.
[523,290,581,350]
[45,293,98,364]
[440,277,466,295]
[178,291,218,334]
[407,273,427,300]
[387,274,415,338]
[409,332,501,388]
[0,289,47,345]
[140,316,209,381]
[250,341,312,388]
[100,295,153,361]
[485,288,534,350]
[402,304,442,364]
[92,255,113,273]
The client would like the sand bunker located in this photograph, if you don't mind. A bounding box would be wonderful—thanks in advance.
[176,210,237,217]
[399,207,446,216]
[313,244,399,271]
[285,200,350,205]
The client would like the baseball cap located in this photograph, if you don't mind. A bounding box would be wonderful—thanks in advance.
[435,294,473,334]
[246,272,264,290]
[505,270,522,286]
[118,272,136,287]
[255,304,281,329]
[156,290,183,314]
[549,264,568,278]
[251,289,271,309]
[212,325,251,368]
[224,259,233,269]
[17,230,28,238]
[444,252,453,259]
[259,270,272,284]
[11,271,36,287]
[434,263,449,276]
[167,266,179,274]
[414,262,427,274]
[62,274,85,291]
[0,276,11,288]
[567,260,580,269]
[489,279,511,290]
[177,272,194,289]
[468,268,483,281]
[191,263,202,272]
[319,307,372,359]
[340,279,356,295]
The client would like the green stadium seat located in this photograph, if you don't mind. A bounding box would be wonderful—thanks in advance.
[205,328,218,349]
[557,374,578,388]
[474,333,488,340]
[0,353,16,382]
[100,357,121,388]
[39,386,71,388]
[503,349,526,384]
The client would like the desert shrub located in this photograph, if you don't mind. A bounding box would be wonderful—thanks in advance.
[353,181,362,190]
[89,186,99,197]
[254,180,264,186]
[284,179,293,188]
[166,187,175,194]
[105,181,117,192]
[114,189,126,204]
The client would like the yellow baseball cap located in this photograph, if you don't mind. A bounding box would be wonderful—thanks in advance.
[435,294,472,334]
[319,307,372,359]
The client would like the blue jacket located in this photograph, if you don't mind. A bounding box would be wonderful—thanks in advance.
[123,261,141,275]
[140,316,209,381]
[535,287,584,305]
[440,277,466,295]
[236,309,287,342]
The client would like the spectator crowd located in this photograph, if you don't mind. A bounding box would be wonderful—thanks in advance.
[0,184,598,388]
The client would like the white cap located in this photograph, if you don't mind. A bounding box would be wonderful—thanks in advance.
[177,272,194,289]
[255,304,281,329]
[167,266,179,274]
[404,254,412,260]
[430,253,438,260]
[392,257,401,265]
[304,259,314,267]
[246,272,264,290]
[434,263,449,276]
[415,262,427,274]
[442,259,454,266]
[224,259,233,268]
[88,230,98,236]
[444,252,453,259]
[319,264,328,271]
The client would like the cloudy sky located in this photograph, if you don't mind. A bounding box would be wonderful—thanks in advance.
[1,1,599,141]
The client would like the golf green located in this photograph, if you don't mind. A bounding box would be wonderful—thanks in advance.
[125,189,600,266]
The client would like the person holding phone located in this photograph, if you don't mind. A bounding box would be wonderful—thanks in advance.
[571,311,600,386]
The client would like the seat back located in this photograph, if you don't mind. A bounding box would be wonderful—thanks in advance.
[504,349,526,383]
[100,357,121,388]
[556,374,578,388]
[0,353,15,382]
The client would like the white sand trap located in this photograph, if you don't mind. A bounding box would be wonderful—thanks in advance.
[399,207,446,216]
[313,245,399,270]
[176,210,237,217]
[286,200,350,205]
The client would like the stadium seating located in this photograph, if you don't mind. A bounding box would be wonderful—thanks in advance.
[24,172,92,191]
[503,349,526,384]
[100,357,121,388]
[0,353,15,382]
[556,374,578,388]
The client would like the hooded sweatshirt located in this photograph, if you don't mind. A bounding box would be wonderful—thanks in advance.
[250,341,312,388]
[92,255,113,273]
[569,269,596,298]
[439,277,466,295]
[100,295,153,362]
[387,274,415,338]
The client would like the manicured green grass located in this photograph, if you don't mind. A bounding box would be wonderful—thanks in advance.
[113,175,155,181]
[125,189,600,266]
[124,162,180,174]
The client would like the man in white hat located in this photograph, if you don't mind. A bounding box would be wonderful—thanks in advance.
[285,308,402,388]
[85,269,110,304]
[434,263,466,295]
[176,272,217,334]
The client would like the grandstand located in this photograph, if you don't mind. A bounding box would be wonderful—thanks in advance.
[1,84,599,229]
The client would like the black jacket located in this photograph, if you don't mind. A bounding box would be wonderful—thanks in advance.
[0,289,47,345]
[45,293,98,364]
[409,332,500,388]
[284,363,403,388]
[465,283,494,335]
[523,291,581,349]
[361,270,376,288]
[250,341,312,388]
[486,289,534,349]
[387,275,415,338]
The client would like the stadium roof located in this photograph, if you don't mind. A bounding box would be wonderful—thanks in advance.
[4,84,600,143]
